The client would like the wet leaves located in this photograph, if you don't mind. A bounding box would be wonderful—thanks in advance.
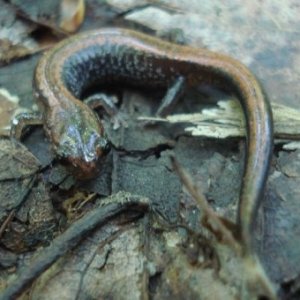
[0,0,85,64]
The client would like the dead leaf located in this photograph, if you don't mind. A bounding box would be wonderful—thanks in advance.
[1,182,57,253]
[0,139,40,180]
[0,1,38,64]
[0,88,29,136]
[0,1,63,63]
[60,0,85,33]
[8,0,61,29]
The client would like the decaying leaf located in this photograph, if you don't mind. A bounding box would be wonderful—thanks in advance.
[0,139,39,221]
[0,39,35,65]
[107,0,149,12]
[9,0,85,33]
[60,0,85,33]
[0,1,39,64]
[1,181,57,253]
[0,88,30,136]
[0,0,85,62]
[8,0,61,27]
[0,192,150,299]
[0,139,40,180]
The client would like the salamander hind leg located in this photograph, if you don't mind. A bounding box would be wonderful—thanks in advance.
[84,93,128,130]
[155,76,186,117]
[10,112,43,140]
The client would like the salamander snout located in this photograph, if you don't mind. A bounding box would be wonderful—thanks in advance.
[68,142,110,180]
[56,129,111,180]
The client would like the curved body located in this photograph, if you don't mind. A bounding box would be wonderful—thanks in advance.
[34,28,273,250]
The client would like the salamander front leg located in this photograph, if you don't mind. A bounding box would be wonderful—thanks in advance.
[10,112,43,140]
[155,76,186,117]
[84,93,128,130]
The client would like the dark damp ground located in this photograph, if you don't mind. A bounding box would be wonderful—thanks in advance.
[0,1,299,299]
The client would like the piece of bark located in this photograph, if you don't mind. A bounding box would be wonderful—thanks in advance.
[140,100,300,149]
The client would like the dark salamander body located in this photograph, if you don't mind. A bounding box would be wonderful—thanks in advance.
[33,28,273,251]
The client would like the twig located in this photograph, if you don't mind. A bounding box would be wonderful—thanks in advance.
[170,156,241,255]
[170,156,278,300]
[0,192,149,300]
[0,210,15,239]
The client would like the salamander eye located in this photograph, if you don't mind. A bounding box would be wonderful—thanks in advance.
[102,140,111,155]
[95,135,110,155]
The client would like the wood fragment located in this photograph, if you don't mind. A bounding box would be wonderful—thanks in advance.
[139,100,300,149]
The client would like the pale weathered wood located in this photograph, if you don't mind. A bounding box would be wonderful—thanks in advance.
[139,100,300,149]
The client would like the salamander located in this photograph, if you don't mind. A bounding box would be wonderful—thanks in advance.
[16,28,273,250]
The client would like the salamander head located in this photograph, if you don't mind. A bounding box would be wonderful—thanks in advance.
[54,112,110,179]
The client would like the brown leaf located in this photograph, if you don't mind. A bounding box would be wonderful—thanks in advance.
[1,0,84,55]
[0,89,29,136]
[60,0,85,33]
[8,0,61,29]
[1,182,57,253]
[0,139,40,180]
[0,1,38,64]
